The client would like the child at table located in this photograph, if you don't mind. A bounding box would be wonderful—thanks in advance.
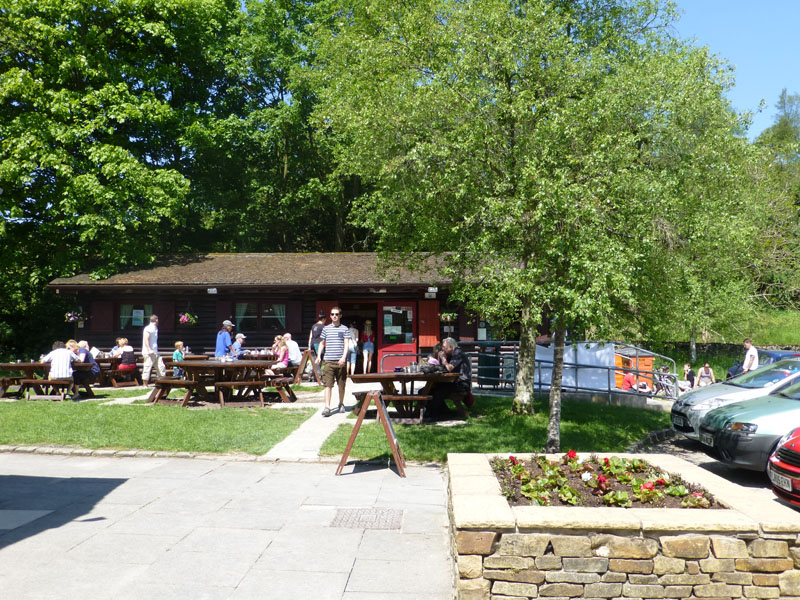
[172,341,185,378]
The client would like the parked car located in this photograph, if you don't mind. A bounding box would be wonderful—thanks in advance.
[698,380,800,471]
[727,349,800,380]
[767,428,800,506]
[671,359,800,440]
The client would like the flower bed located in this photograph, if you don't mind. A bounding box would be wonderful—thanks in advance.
[449,452,800,600]
[492,451,717,509]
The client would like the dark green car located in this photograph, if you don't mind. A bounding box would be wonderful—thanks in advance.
[698,380,800,471]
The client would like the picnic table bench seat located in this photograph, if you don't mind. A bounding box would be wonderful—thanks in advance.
[148,378,198,407]
[268,377,297,403]
[214,380,266,407]
[20,378,73,401]
[108,368,141,388]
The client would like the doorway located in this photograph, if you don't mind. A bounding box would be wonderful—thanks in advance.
[339,302,379,373]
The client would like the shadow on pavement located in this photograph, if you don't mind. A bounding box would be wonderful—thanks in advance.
[0,474,126,550]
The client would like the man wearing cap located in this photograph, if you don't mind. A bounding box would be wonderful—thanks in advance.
[232,333,247,359]
[215,320,235,357]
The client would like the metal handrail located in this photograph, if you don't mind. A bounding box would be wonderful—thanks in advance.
[378,350,680,399]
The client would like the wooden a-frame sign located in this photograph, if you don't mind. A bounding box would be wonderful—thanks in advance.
[336,390,406,477]
[294,349,322,385]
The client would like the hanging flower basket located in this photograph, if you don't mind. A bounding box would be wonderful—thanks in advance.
[178,312,198,325]
[65,311,88,323]
[439,312,457,323]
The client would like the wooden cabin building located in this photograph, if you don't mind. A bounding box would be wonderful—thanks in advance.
[48,253,492,372]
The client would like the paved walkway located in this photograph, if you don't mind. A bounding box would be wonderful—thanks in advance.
[0,381,456,599]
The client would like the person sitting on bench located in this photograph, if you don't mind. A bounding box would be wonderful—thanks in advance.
[42,340,80,398]
[427,337,472,420]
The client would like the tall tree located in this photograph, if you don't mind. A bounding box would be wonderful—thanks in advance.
[0,0,237,354]
[313,0,766,449]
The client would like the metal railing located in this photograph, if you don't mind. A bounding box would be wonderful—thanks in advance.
[378,344,680,400]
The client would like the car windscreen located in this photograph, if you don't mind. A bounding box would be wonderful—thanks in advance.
[728,360,800,389]
[776,379,800,400]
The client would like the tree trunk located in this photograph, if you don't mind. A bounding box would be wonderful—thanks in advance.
[690,328,697,363]
[512,296,536,414]
[544,322,566,453]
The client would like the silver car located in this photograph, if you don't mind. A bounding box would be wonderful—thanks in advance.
[670,359,800,440]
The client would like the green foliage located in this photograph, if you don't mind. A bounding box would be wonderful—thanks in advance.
[311,0,783,429]
[602,490,632,508]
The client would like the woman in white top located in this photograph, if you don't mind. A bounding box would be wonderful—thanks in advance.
[694,363,716,388]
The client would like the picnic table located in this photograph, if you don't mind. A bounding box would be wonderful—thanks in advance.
[349,372,461,424]
[149,360,297,407]
[0,362,95,399]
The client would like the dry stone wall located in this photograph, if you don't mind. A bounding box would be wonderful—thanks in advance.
[456,531,800,599]
[448,453,800,600]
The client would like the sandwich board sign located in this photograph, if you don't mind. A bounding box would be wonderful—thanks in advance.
[336,390,406,477]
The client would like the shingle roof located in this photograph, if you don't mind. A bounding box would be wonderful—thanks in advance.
[48,253,449,289]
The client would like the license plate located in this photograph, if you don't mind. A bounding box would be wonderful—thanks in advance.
[700,432,714,447]
[769,466,792,492]
[671,415,687,427]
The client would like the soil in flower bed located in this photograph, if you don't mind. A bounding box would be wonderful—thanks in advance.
[492,452,720,509]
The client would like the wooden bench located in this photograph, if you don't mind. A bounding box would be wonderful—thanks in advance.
[0,376,24,397]
[148,378,198,407]
[269,377,297,403]
[108,368,141,388]
[214,380,266,407]
[20,378,74,401]
[382,394,433,424]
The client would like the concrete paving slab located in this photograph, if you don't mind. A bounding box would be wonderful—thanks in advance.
[231,569,349,600]
[0,509,51,530]
[0,446,455,600]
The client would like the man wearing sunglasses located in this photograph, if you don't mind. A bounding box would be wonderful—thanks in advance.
[315,307,353,416]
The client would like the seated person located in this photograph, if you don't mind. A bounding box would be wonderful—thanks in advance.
[112,338,138,371]
[678,363,695,392]
[427,338,473,420]
[266,336,289,375]
[284,333,303,367]
[621,371,651,393]
[74,340,101,388]
[694,363,715,388]
[42,341,80,398]
[232,333,248,359]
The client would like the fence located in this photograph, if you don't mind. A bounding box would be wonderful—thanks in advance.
[379,340,680,400]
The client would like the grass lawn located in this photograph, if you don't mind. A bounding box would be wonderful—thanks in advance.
[320,395,670,463]
[0,401,314,454]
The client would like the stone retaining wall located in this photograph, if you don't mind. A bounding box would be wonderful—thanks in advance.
[448,453,800,600]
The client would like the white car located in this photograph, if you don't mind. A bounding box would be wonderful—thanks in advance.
[670,359,800,440]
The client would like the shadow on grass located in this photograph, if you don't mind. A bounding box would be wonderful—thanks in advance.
[321,395,671,463]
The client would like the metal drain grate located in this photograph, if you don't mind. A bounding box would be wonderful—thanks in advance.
[331,507,403,530]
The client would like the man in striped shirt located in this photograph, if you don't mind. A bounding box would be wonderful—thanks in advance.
[42,340,80,398]
[315,307,352,416]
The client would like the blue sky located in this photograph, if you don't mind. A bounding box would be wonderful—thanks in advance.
[672,0,799,139]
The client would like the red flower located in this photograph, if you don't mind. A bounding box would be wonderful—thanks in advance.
[566,450,578,460]
[655,478,666,487]
[597,475,608,484]
[509,455,518,465]
[692,492,704,497]
[603,458,610,466]
[642,481,655,491]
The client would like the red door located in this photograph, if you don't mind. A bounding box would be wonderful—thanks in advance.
[377,302,417,372]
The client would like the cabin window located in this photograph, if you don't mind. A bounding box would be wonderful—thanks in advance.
[119,304,153,330]
[234,302,287,331]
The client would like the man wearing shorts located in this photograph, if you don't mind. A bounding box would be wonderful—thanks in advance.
[315,307,352,416]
